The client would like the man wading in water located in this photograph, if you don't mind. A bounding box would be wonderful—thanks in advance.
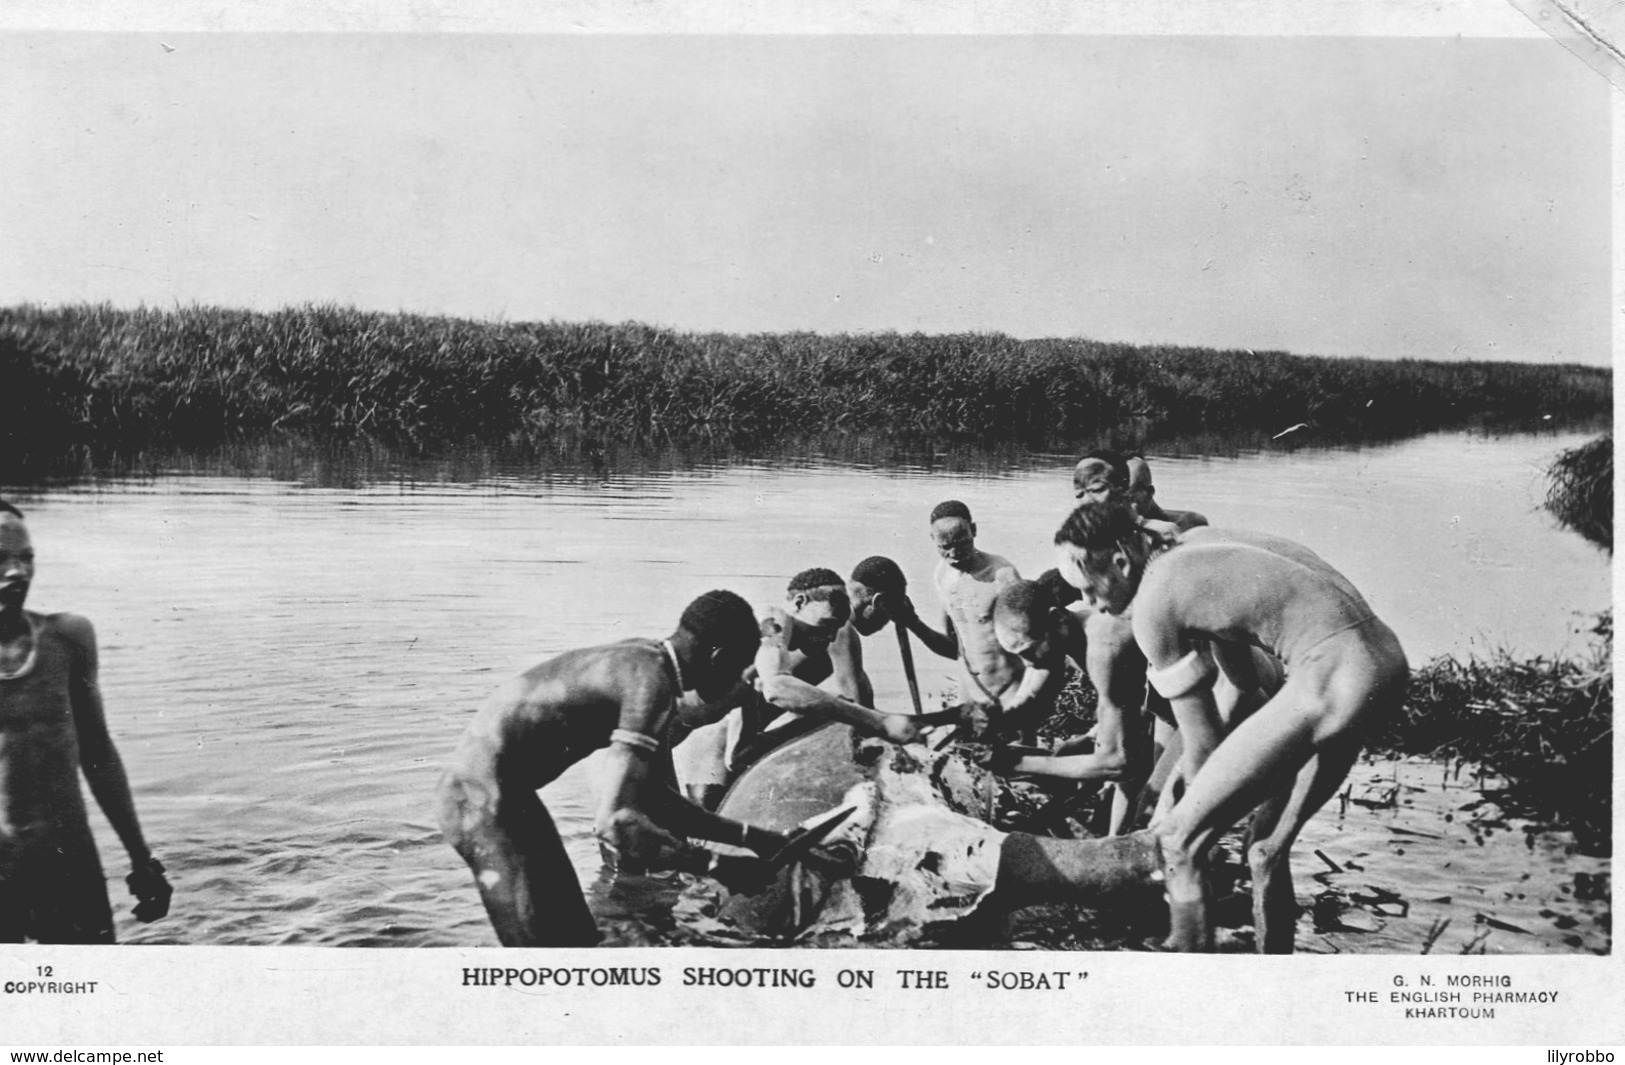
[1051,499,1407,952]
[438,590,800,947]
[0,500,171,943]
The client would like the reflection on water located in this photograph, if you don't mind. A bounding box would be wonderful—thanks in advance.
[1296,759,1609,956]
[0,428,1610,949]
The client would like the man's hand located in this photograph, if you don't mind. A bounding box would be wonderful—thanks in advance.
[741,825,790,859]
[127,857,172,923]
[879,713,920,746]
[706,854,778,895]
[977,745,1025,776]
[601,808,692,871]
[952,701,998,740]
[876,591,916,626]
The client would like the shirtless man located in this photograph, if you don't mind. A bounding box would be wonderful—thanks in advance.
[1075,449,1206,530]
[1055,450,1217,827]
[0,501,171,943]
[986,578,1153,834]
[436,590,794,947]
[891,501,1029,737]
[844,556,910,644]
[750,568,919,748]
[1125,453,1209,532]
[1053,499,1408,952]
[671,569,915,809]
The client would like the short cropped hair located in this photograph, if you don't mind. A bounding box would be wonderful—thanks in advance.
[994,579,1055,626]
[1033,567,1082,608]
[679,590,759,651]
[1054,499,1142,554]
[929,500,973,525]
[787,567,845,594]
[1125,454,1154,492]
[1078,449,1131,490]
[0,499,23,520]
[850,556,906,597]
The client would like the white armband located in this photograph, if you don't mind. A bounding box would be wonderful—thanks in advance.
[1146,649,1218,700]
[610,728,662,756]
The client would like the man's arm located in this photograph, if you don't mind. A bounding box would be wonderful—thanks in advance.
[1132,608,1224,779]
[65,616,154,867]
[986,653,1065,741]
[593,663,784,865]
[883,592,958,660]
[64,615,170,921]
[644,786,784,856]
[755,638,918,744]
[826,625,874,708]
[996,615,1150,787]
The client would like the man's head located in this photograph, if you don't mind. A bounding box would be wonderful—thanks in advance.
[992,579,1063,665]
[676,589,761,699]
[1053,499,1145,615]
[1033,566,1083,610]
[1126,454,1156,513]
[0,500,33,615]
[1072,449,1131,504]
[848,555,906,636]
[928,500,977,568]
[786,567,851,647]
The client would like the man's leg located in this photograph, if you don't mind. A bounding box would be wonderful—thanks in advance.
[1242,636,1404,952]
[1084,613,1151,835]
[25,842,116,945]
[1244,745,1360,953]
[1153,680,1324,952]
[438,775,599,947]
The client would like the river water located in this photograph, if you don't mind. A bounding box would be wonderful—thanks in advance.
[1,428,1610,950]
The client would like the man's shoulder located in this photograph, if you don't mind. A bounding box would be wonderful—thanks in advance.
[35,611,95,647]
[1170,508,1210,531]
[966,552,1018,585]
[984,553,1020,579]
[524,638,661,687]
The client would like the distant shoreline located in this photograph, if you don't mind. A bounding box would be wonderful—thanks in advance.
[3,303,1611,460]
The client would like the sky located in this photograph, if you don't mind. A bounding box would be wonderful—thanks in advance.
[0,25,1613,365]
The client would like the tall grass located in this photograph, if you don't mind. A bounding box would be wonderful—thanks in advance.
[1545,434,1612,553]
[1367,612,1613,855]
[2,303,1611,458]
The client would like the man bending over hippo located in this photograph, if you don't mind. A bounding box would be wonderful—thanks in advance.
[1051,499,1407,952]
[437,590,796,947]
[984,577,1155,835]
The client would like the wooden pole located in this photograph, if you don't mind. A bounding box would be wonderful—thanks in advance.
[894,620,924,716]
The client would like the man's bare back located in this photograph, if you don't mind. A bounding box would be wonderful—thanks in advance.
[437,591,793,947]
[1055,500,1407,952]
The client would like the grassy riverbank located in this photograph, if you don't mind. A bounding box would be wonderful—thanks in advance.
[2,303,1610,455]
[1546,433,1613,553]
[1368,613,1613,855]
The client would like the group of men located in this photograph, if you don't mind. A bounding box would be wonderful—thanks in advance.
[438,448,1409,954]
[0,442,1408,955]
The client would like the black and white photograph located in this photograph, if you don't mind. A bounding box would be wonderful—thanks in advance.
[0,0,1617,1048]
